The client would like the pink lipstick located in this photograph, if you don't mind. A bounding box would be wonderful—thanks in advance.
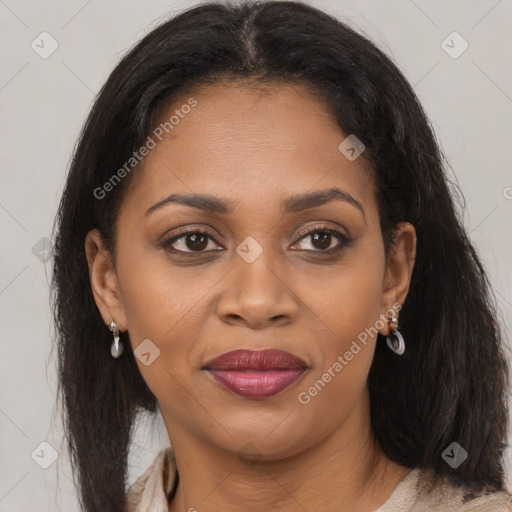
[204,349,307,399]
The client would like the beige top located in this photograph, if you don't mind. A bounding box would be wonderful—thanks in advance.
[126,447,512,511]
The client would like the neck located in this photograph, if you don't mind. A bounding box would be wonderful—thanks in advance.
[165,390,409,512]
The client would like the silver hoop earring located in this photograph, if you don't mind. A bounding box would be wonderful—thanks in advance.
[108,320,124,358]
[386,315,405,355]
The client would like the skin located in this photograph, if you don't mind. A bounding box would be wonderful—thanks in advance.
[85,82,417,512]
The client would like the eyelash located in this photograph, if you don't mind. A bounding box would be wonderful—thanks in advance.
[159,224,352,256]
[293,224,353,254]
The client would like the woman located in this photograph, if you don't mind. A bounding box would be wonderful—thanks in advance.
[51,1,511,510]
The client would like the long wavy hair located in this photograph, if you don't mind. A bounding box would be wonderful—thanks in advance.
[50,1,509,510]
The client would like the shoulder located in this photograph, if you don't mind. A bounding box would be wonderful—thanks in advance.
[126,447,177,512]
[455,485,512,512]
[402,467,512,511]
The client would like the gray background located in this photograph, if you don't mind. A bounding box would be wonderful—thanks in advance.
[1,0,511,510]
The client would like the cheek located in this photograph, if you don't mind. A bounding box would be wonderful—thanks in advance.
[116,244,216,339]
[295,246,385,343]
[116,253,214,422]
[115,248,219,394]
[293,247,385,401]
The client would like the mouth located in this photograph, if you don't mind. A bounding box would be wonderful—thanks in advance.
[203,349,308,399]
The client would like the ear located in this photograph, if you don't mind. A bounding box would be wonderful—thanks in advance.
[378,222,416,336]
[84,228,128,332]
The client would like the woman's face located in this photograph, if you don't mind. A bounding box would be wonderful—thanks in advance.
[86,82,415,460]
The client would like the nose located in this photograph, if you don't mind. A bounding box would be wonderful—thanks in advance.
[216,251,299,329]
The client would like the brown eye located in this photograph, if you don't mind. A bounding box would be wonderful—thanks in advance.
[160,229,223,253]
[185,233,208,251]
[311,232,332,250]
[290,226,352,253]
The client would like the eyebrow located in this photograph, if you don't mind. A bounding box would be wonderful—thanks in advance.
[143,187,366,221]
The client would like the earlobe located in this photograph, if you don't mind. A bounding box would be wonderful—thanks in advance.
[379,222,416,335]
[84,228,128,331]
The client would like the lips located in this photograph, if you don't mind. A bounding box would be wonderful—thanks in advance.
[204,349,307,399]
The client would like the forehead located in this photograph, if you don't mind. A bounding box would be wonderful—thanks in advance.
[121,82,375,217]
